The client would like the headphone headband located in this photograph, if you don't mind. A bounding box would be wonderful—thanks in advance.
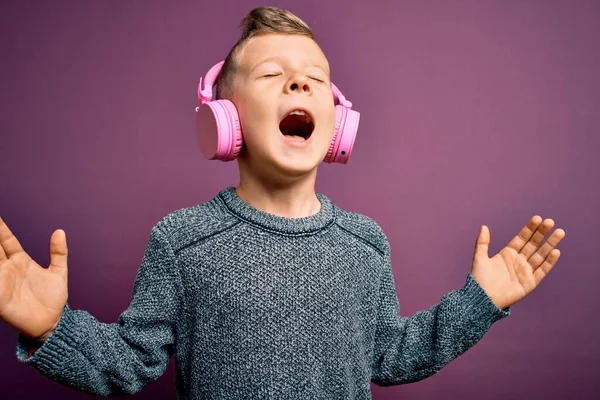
[198,61,225,102]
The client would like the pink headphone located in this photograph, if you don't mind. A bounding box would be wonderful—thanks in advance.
[195,61,360,164]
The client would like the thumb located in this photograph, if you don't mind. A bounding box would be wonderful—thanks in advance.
[49,229,68,278]
[474,225,490,260]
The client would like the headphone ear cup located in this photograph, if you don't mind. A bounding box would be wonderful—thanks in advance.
[196,99,243,161]
[324,105,360,164]
[221,100,243,160]
[324,105,344,163]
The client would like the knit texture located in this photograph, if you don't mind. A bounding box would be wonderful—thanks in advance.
[16,187,510,399]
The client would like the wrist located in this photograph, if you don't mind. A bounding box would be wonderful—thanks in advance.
[25,319,60,346]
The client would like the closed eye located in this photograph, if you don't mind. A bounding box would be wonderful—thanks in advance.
[309,77,325,83]
[263,73,281,78]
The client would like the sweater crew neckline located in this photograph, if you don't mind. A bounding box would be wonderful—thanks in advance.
[217,186,336,235]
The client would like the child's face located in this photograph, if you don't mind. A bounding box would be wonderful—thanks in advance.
[231,34,336,179]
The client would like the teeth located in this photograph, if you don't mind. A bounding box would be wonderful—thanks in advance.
[288,110,306,116]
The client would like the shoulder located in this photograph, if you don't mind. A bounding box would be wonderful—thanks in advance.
[333,206,390,257]
[150,191,240,253]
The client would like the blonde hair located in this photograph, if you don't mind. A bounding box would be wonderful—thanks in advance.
[215,7,314,99]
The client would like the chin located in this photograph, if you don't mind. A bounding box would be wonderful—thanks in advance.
[239,129,331,181]
[276,159,320,178]
[271,153,323,179]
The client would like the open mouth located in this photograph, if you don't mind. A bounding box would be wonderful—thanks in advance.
[279,109,315,140]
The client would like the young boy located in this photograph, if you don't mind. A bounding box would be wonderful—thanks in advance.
[0,6,565,399]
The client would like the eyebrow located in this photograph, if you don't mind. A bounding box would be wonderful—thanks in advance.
[250,57,280,73]
[251,57,330,76]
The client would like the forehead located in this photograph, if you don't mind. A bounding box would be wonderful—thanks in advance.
[236,34,330,73]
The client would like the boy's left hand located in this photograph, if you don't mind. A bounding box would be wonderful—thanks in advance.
[470,216,566,310]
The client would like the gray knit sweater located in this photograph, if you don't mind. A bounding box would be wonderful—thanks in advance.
[16,187,510,399]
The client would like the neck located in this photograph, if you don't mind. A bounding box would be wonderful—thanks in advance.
[235,161,321,219]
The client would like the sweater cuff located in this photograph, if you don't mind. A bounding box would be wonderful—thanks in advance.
[16,304,88,374]
[459,273,511,324]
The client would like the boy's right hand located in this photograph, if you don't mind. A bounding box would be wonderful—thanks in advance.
[0,217,68,343]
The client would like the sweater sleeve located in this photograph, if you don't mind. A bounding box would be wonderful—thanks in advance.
[370,249,511,385]
[15,225,183,396]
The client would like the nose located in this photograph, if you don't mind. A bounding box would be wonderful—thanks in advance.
[286,74,312,95]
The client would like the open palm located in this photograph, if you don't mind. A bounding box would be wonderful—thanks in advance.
[0,217,68,340]
[471,215,566,310]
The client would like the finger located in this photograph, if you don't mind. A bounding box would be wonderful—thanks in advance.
[520,218,555,259]
[0,241,5,261]
[48,229,68,278]
[0,216,26,259]
[528,228,566,269]
[473,225,490,260]
[506,216,555,258]
[533,249,561,286]
[506,216,543,253]
[0,226,5,261]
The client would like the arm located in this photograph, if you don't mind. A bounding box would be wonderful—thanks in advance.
[371,214,566,385]
[15,225,183,396]
[370,252,510,385]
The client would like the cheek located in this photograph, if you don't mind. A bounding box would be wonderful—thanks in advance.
[238,97,271,136]
[322,106,337,138]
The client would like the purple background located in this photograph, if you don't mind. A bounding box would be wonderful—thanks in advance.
[1,0,598,398]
